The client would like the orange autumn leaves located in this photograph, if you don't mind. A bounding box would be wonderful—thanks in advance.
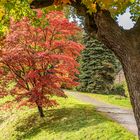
[0,11,84,114]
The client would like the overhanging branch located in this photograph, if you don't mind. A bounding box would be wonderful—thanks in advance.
[30,0,54,9]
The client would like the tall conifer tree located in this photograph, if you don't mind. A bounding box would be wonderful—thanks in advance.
[78,36,120,94]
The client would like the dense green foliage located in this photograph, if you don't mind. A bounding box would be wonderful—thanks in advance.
[112,83,126,97]
[0,0,62,36]
[0,0,34,36]
[0,95,136,140]
[77,36,120,94]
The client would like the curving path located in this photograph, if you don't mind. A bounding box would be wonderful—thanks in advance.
[65,90,138,136]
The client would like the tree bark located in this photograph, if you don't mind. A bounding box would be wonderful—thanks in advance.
[123,56,140,137]
[37,105,45,117]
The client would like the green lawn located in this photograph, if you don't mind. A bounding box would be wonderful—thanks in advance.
[0,96,137,140]
[81,92,132,109]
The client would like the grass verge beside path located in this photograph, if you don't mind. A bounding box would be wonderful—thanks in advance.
[0,96,136,140]
[81,92,132,109]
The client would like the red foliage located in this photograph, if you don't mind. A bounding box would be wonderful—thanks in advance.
[0,11,84,113]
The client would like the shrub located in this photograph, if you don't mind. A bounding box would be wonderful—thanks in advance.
[112,84,127,97]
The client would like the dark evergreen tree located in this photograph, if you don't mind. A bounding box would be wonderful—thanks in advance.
[77,36,120,94]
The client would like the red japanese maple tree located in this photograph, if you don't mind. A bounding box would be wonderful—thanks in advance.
[0,11,84,117]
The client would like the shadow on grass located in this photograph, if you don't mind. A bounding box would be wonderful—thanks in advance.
[0,114,9,125]
[0,118,5,124]
[15,105,107,139]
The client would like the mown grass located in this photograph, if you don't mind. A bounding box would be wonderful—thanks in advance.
[76,81,132,109]
[0,96,137,140]
[82,92,132,109]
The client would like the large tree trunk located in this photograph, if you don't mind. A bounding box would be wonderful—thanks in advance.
[105,46,140,137]
[93,10,140,137]
[124,57,140,137]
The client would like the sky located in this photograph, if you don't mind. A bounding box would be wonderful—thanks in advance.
[117,9,134,29]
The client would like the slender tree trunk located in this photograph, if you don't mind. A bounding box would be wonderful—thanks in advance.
[37,105,45,117]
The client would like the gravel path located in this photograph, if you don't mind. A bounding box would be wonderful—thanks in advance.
[65,90,138,135]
